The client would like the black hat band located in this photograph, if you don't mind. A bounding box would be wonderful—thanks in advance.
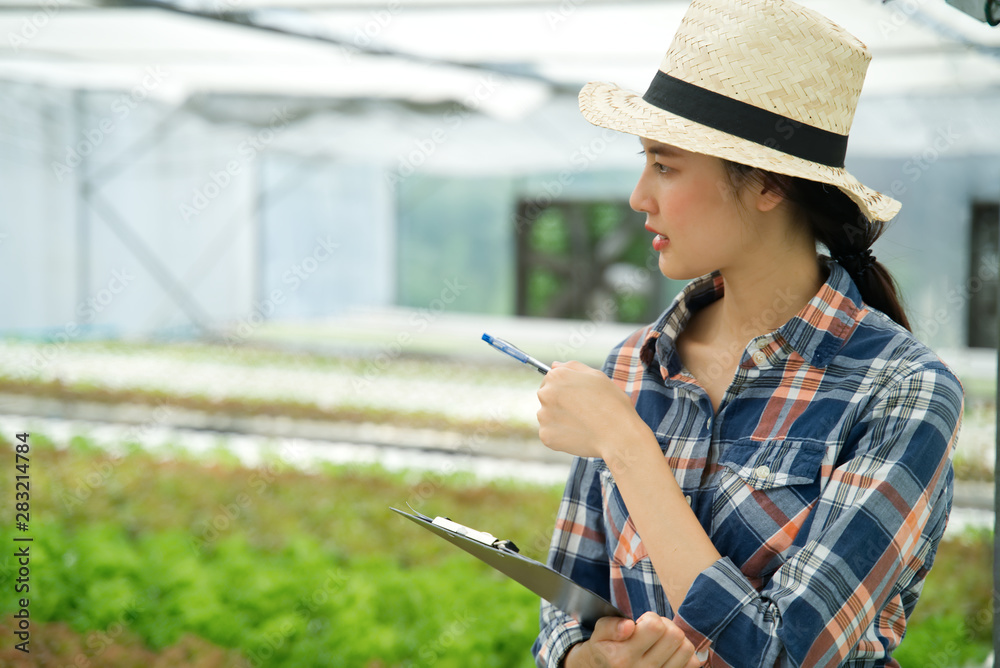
[642,70,849,169]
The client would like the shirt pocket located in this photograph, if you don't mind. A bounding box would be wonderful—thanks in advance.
[710,438,827,565]
[718,438,825,491]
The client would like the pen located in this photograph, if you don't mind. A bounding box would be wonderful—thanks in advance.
[481,333,551,375]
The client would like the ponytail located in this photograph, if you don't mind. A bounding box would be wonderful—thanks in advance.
[723,161,911,331]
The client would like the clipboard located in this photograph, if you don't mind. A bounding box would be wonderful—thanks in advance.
[391,507,624,628]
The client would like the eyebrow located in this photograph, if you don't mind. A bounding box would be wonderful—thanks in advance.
[639,139,684,158]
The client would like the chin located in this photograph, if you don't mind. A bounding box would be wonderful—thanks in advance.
[658,254,705,281]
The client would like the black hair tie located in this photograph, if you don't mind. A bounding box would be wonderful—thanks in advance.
[835,248,876,279]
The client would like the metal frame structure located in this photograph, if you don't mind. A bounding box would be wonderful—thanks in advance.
[1,0,1000,660]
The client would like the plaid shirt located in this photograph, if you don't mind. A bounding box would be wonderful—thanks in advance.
[532,261,963,668]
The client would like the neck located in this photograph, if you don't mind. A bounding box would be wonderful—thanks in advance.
[705,192,827,341]
[714,241,823,344]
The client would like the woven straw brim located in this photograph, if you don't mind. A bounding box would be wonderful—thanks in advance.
[579,81,901,222]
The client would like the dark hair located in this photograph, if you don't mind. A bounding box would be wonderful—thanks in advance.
[723,161,911,331]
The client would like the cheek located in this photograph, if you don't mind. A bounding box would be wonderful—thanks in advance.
[659,177,734,235]
[658,183,701,223]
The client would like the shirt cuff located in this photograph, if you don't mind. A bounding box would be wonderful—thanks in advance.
[674,556,760,654]
[536,619,591,668]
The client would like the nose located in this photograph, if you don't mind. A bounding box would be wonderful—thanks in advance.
[629,168,656,215]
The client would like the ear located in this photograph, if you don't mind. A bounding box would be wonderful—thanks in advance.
[754,174,788,213]
[755,185,785,213]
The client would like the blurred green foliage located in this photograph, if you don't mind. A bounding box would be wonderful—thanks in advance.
[0,435,991,667]
[0,435,559,667]
[1,520,539,667]
[893,527,993,666]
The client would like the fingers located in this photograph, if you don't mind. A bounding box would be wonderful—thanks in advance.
[631,611,670,650]
[643,615,699,668]
[603,612,671,662]
[590,615,635,643]
[552,360,604,374]
[584,613,701,668]
[629,613,700,668]
[683,654,704,668]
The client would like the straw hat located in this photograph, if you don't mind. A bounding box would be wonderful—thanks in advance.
[579,0,901,222]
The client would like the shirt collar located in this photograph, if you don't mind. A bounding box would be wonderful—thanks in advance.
[641,259,866,374]
[778,259,867,367]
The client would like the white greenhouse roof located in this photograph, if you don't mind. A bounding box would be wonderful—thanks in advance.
[0,0,997,104]
[0,8,552,116]
[301,0,1000,94]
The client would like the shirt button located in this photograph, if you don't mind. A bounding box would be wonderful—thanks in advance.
[752,351,767,366]
[754,339,768,350]
[755,465,771,478]
[685,495,692,506]
[706,416,712,431]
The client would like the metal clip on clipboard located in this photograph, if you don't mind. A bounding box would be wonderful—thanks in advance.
[430,515,520,553]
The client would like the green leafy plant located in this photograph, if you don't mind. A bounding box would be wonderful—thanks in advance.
[0,435,990,667]
[0,436,558,666]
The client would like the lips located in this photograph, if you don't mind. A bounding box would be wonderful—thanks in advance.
[645,224,669,251]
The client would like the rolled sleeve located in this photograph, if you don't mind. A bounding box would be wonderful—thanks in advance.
[675,556,770,657]
[533,601,589,668]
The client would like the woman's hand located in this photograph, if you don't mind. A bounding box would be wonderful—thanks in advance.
[536,361,646,460]
[564,613,702,668]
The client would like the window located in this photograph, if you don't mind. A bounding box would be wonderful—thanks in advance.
[967,203,1000,348]
[514,199,670,324]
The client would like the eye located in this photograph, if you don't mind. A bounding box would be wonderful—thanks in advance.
[637,150,672,175]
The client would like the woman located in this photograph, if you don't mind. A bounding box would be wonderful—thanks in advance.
[532,1,964,667]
